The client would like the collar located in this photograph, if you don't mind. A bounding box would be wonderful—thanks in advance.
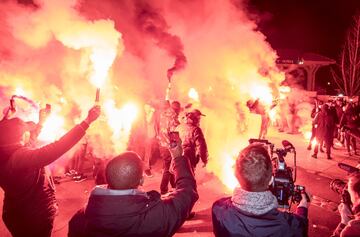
[91,185,148,197]
[231,186,278,215]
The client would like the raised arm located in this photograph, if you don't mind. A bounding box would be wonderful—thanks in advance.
[11,105,100,170]
[161,137,199,236]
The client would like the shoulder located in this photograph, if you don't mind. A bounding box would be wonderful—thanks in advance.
[68,208,87,234]
[212,197,233,214]
[193,126,204,135]
[147,190,162,201]
[342,219,360,236]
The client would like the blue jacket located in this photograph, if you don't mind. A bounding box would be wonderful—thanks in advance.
[212,197,308,237]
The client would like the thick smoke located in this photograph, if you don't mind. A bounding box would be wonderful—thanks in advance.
[0,0,285,188]
[134,1,187,81]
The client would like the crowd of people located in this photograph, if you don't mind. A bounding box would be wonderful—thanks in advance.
[1,95,360,237]
[307,98,360,160]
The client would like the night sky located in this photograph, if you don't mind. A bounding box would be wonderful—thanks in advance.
[247,0,360,60]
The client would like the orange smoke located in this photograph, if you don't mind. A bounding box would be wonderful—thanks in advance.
[0,0,292,189]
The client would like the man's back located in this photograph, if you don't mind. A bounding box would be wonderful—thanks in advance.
[182,124,208,167]
[70,189,192,237]
[212,197,308,237]
[69,152,198,237]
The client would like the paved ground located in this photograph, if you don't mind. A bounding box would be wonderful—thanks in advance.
[0,129,358,236]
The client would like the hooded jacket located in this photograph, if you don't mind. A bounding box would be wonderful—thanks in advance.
[68,154,198,237]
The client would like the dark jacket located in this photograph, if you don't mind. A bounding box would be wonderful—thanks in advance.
[340,109,358,130]
[0,121,89,236]
[212,197,308,237]
[182,124,208,168]
[314,107,337,143]
[68,154,198,237]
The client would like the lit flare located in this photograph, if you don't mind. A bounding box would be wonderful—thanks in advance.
[188,88,199,102]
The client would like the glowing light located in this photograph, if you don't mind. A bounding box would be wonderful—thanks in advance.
[104,100,138,138]
[90,47,117,88]
[188,88,199,102]
[304,131,312,140]
[59,97,66,104]
[55,18,121,89]
[269,108,276,122]
[303,131,317,147]
[279,86,291,93]
[338,93,344,97]
[220,152,238,190]
[14,87,26,96]
[38,113,66,142]
[249,84,273,105]
[311,138,317,147]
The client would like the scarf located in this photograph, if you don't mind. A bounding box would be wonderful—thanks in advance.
[231,186,278,215]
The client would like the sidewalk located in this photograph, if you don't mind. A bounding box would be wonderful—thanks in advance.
[268,131,359,180]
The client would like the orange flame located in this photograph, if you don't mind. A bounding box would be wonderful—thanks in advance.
[221,152,238,190]
[279,86,291,99]
[104,100,139,153]
[249,83,273,105]
[38,113,66,142]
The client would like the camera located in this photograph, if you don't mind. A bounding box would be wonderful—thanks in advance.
[330,179,352,207]
[249,138,305,208]
[329,162,359,208]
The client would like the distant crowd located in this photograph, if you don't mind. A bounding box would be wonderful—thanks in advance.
[307,98,360,160]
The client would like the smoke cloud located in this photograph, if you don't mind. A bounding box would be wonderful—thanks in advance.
[0,0,286,187]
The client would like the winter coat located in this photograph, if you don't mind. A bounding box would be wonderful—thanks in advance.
[314,108,336,143]
[212,197,308,237]
[182,124,208,168]
[0,121,89,237]
[68,155,198,237]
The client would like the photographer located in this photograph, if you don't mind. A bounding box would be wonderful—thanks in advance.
[68,135,198,237]
[212,143,309,237]
[0,105,100,237]
[332,172,360,237]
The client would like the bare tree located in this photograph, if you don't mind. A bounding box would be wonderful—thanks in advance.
[332,14,360,96]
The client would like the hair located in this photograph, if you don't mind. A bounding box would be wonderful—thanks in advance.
[0,118,27,146]
[348,172,360,197]
[105,151,144,190]
[235,143,273,192]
